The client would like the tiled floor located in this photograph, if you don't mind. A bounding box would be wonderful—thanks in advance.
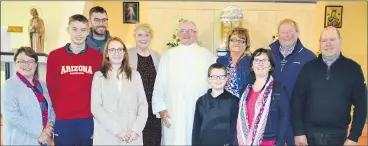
[0,117,367,145]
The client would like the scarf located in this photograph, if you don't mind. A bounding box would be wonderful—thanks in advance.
[16,72,48,128]
[237,76,274,146]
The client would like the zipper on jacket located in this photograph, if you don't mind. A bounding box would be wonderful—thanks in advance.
[326,66,330,80]
[280,58,287,71]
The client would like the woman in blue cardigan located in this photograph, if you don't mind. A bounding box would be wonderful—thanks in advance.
[2,47,55,145]
[217,27,252,98]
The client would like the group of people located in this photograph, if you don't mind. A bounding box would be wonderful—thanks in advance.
[1,5,366,146]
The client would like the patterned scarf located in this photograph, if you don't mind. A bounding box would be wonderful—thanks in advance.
[16,72,48,128]
[237,76,274,146]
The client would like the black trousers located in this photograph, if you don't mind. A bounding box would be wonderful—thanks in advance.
[307,132,346,146]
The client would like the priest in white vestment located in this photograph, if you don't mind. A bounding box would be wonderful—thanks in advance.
[152,20,217,145]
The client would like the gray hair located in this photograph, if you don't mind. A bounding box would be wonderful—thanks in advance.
[177,19,197,32]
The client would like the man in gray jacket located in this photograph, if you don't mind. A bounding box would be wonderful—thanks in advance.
[86,6,111,53]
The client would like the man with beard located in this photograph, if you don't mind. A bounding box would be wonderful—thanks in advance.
[86,6,111,53]
[46,14,102,145]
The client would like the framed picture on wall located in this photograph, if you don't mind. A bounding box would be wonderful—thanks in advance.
[123,2,139,24]
[324,5,343,28]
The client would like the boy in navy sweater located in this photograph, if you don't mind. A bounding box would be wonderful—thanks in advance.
[192,63,239,145]
[46,14,102,145]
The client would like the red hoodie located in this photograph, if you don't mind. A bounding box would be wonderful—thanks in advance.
[46,43,102,120]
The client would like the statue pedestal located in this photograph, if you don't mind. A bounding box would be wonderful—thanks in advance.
[216,48,229,57]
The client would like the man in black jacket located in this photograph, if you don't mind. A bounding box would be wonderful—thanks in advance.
[291,26,367,146]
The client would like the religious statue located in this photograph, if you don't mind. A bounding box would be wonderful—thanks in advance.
[29,8,45,53]
[216,6,243,56]
[219,6,243,48]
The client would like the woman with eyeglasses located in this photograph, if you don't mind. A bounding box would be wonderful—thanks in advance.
[91,36,148,145]
[217,27,252,98]
[235,48,289,146]
[2,47,55,145]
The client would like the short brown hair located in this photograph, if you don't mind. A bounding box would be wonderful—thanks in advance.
[100,36,132,81]
[13,46,38,63]
[227,27,251,50]
[89,6,107,18]
[278,19,300,33]
[68,14,89,25]
[207,63,226,77]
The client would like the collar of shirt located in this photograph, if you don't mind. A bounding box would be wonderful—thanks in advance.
[66,43,87,54]
[322,54,340,66]
[279,45,295,58]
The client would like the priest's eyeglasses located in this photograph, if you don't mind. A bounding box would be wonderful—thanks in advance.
[209,75,227,80]
[108,48,124,54]
[230,38,246,44]
[178,29,197,34]
[16,60,37,66]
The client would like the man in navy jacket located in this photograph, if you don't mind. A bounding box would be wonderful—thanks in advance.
[269,19,316,146]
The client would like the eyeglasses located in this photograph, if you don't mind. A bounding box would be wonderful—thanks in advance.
[16,60,37,66]
[253,59,269,64]
[178,29,197,34]
[230,38,246,44]
[108,48,124,54]
[209,75,227,80]
[93,18,108,23]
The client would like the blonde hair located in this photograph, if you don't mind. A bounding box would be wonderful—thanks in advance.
[278,19,300,33]
[134,23,154,38]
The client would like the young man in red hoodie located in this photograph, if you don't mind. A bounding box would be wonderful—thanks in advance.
[46,14,102,145]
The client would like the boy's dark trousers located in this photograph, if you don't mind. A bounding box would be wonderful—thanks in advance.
[306,132,347,146]
[53,117,94,146]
